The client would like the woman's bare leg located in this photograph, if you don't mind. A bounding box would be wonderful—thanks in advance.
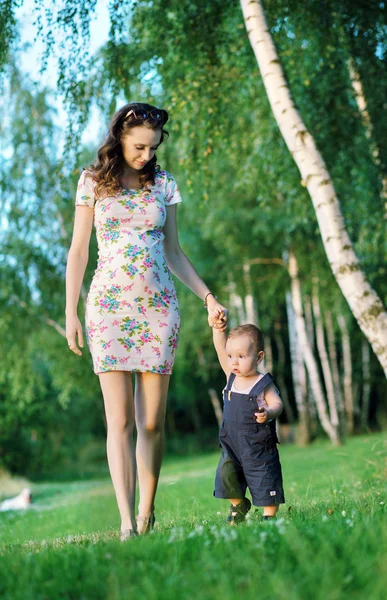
[134,372,170,518]
[99,371,136,533]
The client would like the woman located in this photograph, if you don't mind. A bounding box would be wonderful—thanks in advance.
[65,102,227,540]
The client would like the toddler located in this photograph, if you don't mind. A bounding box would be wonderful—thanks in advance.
[210,315,285,524]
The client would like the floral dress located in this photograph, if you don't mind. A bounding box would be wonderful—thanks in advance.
[75,169,182,375]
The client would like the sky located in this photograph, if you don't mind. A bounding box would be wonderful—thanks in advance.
[0,1,113,237]
[17,0,111,78]
[15,0,112,144]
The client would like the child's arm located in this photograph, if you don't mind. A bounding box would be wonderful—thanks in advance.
[210,308,230,376]
[255,384,283,423]
[212,328,230,376]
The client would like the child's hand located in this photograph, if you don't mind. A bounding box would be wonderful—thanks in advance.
[208,308,227,331]
[255,406,269,424]
[207,308,220,327]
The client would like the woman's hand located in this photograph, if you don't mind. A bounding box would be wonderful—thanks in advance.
[207,297,228,332]
[66,314,84,356]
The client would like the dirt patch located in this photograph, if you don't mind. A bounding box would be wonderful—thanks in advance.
[0,473,31,499]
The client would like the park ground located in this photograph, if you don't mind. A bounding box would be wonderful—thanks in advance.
[0,432,386,599]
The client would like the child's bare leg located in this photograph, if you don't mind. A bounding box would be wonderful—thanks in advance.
[226,497,251,525]
[263,505,279,518]
[228,497,244,505]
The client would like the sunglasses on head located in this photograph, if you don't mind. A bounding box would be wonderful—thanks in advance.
[124,108,166,122]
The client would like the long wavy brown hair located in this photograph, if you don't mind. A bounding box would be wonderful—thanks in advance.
[88,102,169,199]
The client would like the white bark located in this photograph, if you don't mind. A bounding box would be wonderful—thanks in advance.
[337,314,354,434]
[312,282,340,429]
[242,262,274,375]
[240,0,387,376]
[288,251,339,444]
[285,291,310,443]
[285,292,306,414]
[360,340,371,430]
[243,262,259,325]
[348,58,387,217]
[264,334,273,372]
[229,280,247,327]
[304,296,315,348]
[325,311,345,424]
[303,296,318,423]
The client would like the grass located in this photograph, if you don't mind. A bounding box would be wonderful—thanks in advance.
[0,432,386,599]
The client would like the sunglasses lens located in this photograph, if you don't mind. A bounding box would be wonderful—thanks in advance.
[125,108,165,122]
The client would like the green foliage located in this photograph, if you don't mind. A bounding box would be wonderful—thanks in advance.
[0,0,21,73]
[266,0,387,288]
[0,59,104,474]
[1,1,387,475]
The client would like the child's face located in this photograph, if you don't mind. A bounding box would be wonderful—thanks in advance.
[225,334,263,377]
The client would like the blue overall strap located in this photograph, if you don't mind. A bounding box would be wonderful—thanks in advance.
[224,372,236,393]
[248,373,274,398]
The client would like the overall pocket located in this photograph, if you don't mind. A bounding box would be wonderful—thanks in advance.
[242,424,272,460]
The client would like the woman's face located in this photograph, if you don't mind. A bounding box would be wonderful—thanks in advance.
[121,126,162,170]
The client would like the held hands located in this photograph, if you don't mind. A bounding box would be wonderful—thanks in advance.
[208,305,228,332]
[255,406,269,424]
[66,315,84,356]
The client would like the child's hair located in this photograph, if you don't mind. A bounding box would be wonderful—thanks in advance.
[227,324,264,354]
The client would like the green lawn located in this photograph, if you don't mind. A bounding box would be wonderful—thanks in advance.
[0,433,386,600]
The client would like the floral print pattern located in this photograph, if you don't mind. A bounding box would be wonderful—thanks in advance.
[76,169,182,374]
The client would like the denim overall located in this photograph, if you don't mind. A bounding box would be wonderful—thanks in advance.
[214,373,285,506]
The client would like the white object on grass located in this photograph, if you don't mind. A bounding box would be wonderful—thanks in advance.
[0,487,32,511]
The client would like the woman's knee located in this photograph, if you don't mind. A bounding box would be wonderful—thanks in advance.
[137,420,165,437]
[106,413,134,435]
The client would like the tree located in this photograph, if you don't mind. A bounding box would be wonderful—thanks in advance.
[1,1,386,461]
[240,0,387,375]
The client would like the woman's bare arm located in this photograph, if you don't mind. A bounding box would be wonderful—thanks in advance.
[163,204,227,326]
[65,206,94,354]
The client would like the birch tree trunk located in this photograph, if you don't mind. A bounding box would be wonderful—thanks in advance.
[288,251,340,444]
[243,262,259,325]
[264,335,273,372]
[240,0,387,376]
[337,314,354,434]
[348,58,387,217]
[360,340,371,431]
[229,280,247,327]
[325,310,345,432]
[285,291,311,444]
[242,262,275,373]
[304,296,315,349]
[303,296,319,420]
[312,282,340,432]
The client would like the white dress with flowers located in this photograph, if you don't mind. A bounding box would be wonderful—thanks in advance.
[75,169,182,375]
